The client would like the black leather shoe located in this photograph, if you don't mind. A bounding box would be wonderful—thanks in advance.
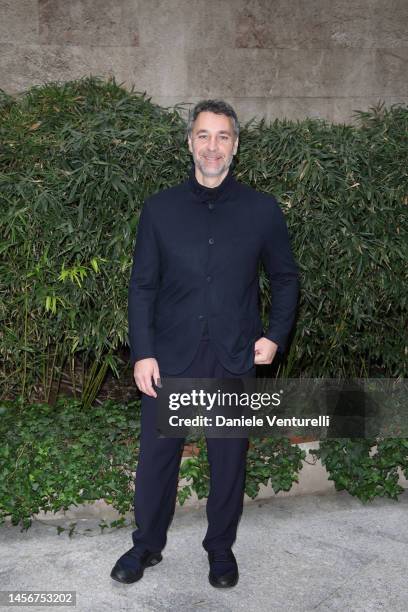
[208,549,239,588]
[110,548,162,584]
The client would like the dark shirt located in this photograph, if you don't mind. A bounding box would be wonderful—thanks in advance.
[128,166,299,374]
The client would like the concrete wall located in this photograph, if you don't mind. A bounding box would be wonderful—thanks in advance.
[0,0,407,123]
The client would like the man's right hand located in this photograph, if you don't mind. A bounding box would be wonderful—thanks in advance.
[133,358,161,398]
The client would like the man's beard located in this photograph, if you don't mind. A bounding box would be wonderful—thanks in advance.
[194,152,234,178]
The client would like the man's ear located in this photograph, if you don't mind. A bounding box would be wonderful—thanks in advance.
[233,137,239,155]
[187,134,193,154]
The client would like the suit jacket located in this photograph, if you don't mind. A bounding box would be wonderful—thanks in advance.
[128,166,299,375]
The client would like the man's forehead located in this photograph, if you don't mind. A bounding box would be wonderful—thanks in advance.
[192,111,234,133]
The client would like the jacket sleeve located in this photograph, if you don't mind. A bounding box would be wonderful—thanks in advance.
[128,199,160,366]
[260,197,299,353]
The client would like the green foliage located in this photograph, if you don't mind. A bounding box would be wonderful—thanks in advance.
[0,397,305,529]
[178,438,210,504]
[1,78,407,403]
[310,438,408,502]
[1,396,406,530]
[0,77,190,403]
[237,107,408,378]
[1,79,407,526]
[245,437,306,498]
[178,436,305,505]
[0,396,141,529]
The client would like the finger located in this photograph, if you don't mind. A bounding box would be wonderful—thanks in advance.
[142,385,157,398]
[135,376,145,394]
[136,375,150,397]
[134,374,142,392]
[153,363,162,388]
[143,374,157,398]
[146,387,157,398]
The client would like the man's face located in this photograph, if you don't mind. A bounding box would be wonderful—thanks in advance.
[188,111,238,178]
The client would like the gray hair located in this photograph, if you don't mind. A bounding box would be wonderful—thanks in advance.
[187,99,240,139]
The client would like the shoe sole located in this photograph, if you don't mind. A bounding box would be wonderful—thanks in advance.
[111,552,163,584]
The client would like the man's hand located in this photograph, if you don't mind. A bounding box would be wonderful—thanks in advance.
[134,358,161,398]
[254,337,279,365]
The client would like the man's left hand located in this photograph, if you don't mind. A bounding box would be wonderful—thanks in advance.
[254,337,279,365]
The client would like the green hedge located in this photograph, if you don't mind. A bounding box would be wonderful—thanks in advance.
[1,77,407,403]
[0,397,140,529]
[1,78,407,526]
[0,397,306,530]
[1,397,406,530]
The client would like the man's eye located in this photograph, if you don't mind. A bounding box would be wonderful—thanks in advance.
[198,134,207,139]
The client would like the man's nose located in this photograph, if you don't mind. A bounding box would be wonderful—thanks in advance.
[207,137,218,151]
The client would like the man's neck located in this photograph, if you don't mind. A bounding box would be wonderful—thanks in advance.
[194,167,229,188]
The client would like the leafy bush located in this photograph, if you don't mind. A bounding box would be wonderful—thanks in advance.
[2,396,406,530]
[311,438,408,502]
[0,77,190,404]
[0,397,140,529]
[0,397,306,529]
[1,77,407,404]
[1,78,407,527]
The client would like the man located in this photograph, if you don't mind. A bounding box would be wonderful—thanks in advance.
[111,100,299,588]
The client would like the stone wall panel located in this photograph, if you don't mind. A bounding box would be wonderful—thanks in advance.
[38,0,139,46]
[0,0,406,123]
[0,0,38,44]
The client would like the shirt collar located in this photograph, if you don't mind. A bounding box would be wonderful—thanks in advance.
[187,164,237,203]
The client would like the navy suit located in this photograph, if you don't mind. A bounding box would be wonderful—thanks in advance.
[128,166,299,554]
[128,166,299,375]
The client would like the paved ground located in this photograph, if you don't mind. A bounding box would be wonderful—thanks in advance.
[0,490,407,612]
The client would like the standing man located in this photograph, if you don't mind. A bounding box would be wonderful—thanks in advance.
[111,100,299,588]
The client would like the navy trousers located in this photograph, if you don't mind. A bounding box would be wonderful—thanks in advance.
[131,335,256,553]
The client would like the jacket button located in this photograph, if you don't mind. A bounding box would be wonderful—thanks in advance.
[206,275,212,282]
[208,238,214,245]
[208,203,214,210]
[198,315,205,320]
